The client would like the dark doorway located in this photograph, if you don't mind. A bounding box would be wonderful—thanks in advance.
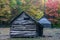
[36,23,43,36]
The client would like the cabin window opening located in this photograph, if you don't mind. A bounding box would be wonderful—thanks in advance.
[24,17,30,20]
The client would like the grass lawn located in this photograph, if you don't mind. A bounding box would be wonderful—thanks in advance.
[7,37,42,40]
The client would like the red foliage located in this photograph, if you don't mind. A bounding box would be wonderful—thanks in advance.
[45,0,60,23]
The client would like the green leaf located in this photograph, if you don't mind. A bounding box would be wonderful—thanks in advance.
[57,9,60,14]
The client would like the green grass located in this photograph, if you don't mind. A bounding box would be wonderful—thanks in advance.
[7,37,41,40]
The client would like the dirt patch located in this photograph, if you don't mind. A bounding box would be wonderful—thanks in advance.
[0,28,10,39]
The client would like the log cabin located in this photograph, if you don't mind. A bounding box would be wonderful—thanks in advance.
[10,12,43,37]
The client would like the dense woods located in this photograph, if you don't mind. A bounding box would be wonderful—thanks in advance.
[0,0,44,22]
[0,0,60,27]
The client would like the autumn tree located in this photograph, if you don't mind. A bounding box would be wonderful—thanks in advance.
[0,0,11,23]
[45,0,60,27]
